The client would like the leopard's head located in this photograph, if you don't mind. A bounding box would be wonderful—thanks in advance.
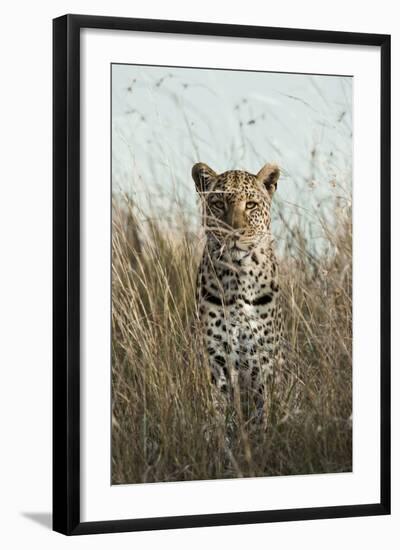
[192,163,280,258]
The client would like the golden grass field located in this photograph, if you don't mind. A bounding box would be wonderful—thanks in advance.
[111,192,352,484]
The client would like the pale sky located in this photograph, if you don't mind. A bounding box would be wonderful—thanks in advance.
[112,64,352,248]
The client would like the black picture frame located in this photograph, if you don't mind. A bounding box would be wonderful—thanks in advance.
[53,14,391,535]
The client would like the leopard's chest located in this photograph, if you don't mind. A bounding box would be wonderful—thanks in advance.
[197,248,281,369]
[198,248,278,310]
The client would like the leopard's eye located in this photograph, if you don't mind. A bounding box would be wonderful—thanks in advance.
[246,201,257,209]
[212,200,225,210]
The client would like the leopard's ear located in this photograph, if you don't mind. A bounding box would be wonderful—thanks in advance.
[257,163,280,196]
[192,163,217,194]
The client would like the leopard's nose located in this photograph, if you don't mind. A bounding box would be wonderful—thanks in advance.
[226,204,246,230]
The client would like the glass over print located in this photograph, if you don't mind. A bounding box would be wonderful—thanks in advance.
[111,64,353,485]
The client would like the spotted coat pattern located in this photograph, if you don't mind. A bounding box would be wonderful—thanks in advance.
[192,163,284,409]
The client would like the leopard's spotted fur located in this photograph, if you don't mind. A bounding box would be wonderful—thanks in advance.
[192,163,284,413]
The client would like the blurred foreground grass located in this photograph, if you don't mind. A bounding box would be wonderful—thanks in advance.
[111,193,352,484]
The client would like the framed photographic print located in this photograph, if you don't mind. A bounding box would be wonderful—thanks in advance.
[53,14,391,535]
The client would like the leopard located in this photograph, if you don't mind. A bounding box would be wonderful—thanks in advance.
[192,162,284,419]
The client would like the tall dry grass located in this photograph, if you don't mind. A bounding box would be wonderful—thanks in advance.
[111,193,352,484]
